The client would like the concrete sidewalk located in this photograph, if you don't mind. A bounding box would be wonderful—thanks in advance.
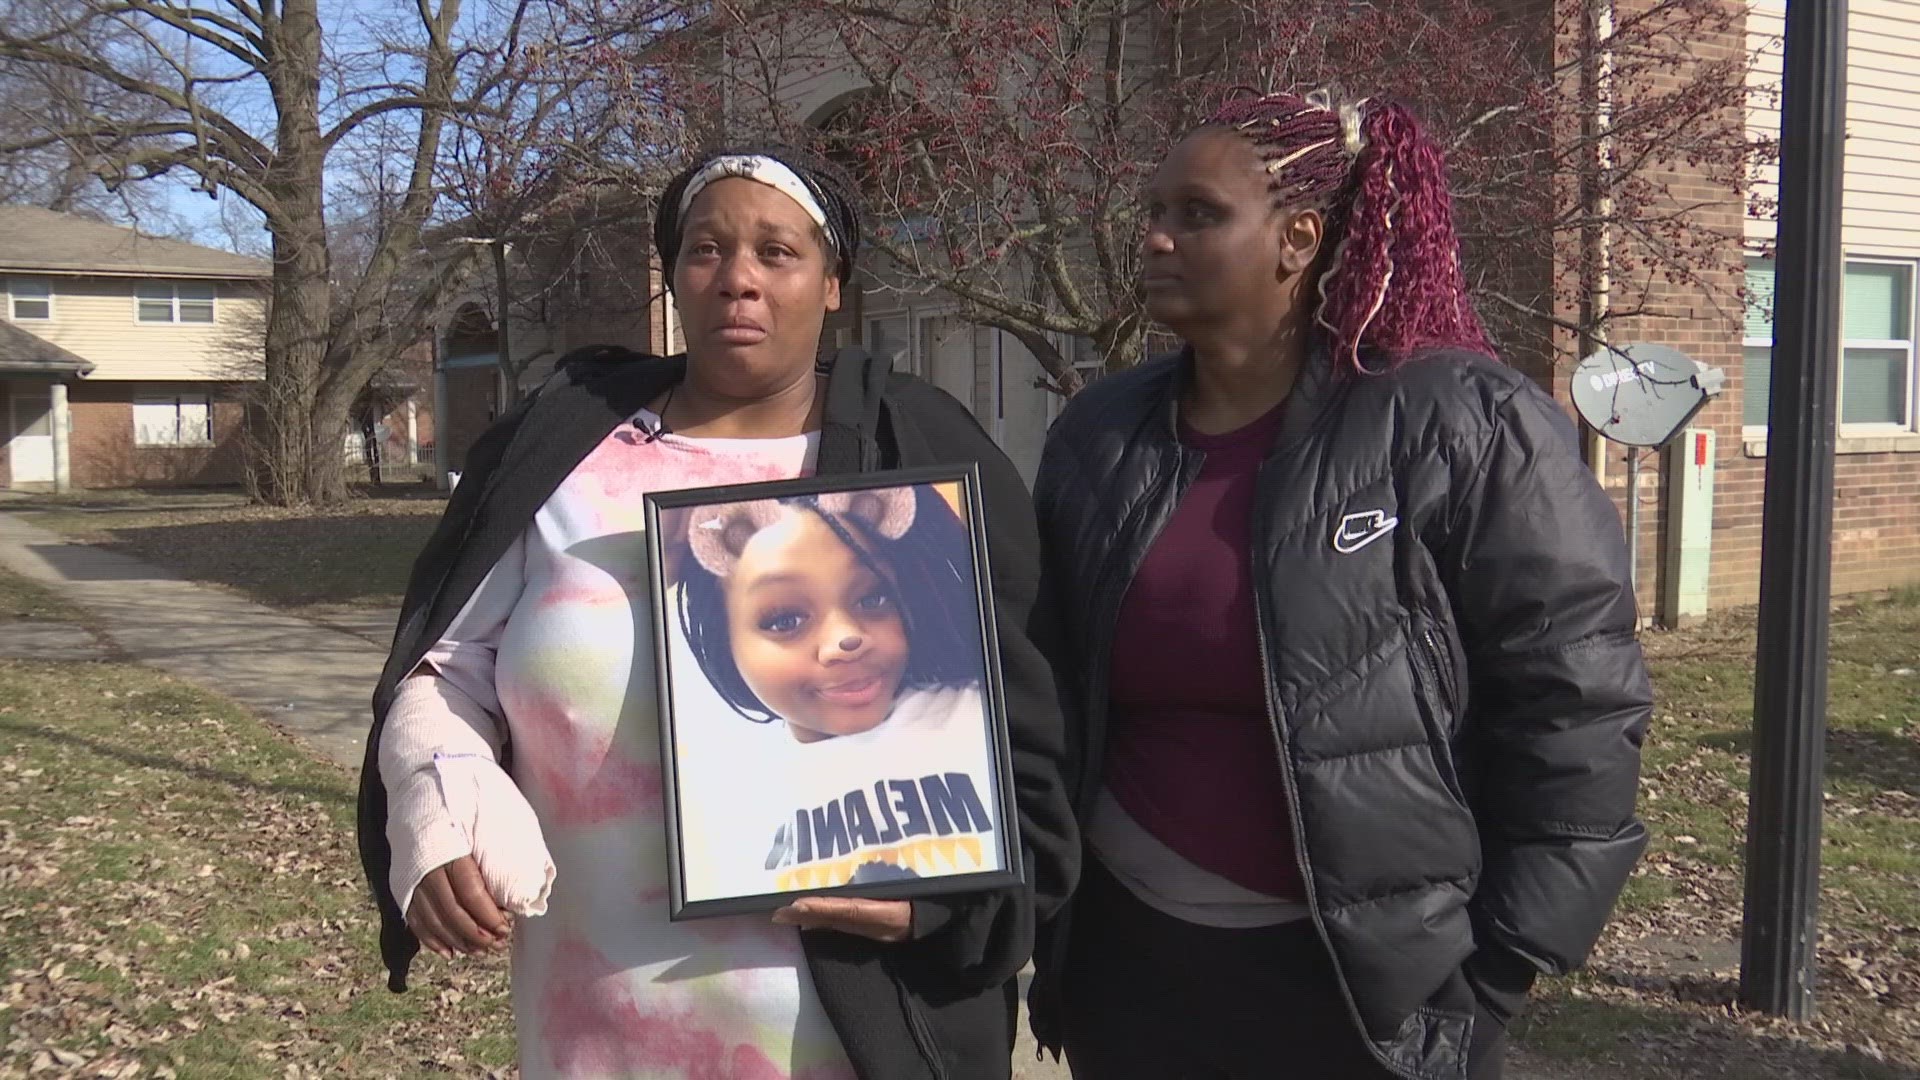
[0,507,380,771]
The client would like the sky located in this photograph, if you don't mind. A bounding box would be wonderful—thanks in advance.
[156,181,263,255]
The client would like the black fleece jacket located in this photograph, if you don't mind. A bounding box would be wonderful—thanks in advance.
[356,345,1079,1080]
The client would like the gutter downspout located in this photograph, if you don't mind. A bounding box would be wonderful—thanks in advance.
[666,283,681,355]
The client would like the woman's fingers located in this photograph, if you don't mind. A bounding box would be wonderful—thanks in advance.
[444,856,512,945]
[405,880,457,958]
[409,861,507,956]
[421,874,500,954]
[772,897,912,943]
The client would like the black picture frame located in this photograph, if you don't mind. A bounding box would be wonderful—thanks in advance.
[643,463,1024,920]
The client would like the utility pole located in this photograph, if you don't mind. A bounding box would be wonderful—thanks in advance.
[1739,0,1847,1021]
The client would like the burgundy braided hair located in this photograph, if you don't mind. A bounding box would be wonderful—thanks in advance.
[1200,90,1492,375]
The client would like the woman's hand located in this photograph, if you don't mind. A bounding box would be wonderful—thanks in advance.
[771,897,912,943]
[407,855,512,957]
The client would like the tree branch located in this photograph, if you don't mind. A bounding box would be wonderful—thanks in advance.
[99,0,268,67]
[0,34,272,168]
[102,141,273,207]
[322,95,440,148]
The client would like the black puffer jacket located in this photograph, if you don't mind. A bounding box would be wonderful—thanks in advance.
[1028,347,1650,1080]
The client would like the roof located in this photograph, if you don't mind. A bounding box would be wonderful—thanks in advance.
[0,206,272,280]
[0,320,94,377]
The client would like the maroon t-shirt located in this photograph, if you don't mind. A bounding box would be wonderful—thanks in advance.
[1103,404,1306,900]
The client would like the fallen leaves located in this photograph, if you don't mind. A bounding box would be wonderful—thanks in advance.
[1,660,516,1078]
[1524,597,1920,1077]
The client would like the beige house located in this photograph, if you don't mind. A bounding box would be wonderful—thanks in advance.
[0,206,269,491]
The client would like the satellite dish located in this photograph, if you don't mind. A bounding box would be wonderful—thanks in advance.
[1571,343,1727,448]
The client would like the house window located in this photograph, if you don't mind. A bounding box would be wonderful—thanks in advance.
[1743,255,1917,431]
[1840,262,1913,427]
[8,277,52,321]
[1743,257,1774,429]
[133,393,214,447]
[136,281,217,324]
[1066,335,1105,389]
[1042,335,1108,423]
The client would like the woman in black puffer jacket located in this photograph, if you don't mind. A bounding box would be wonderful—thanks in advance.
[1027,88,1650,1080]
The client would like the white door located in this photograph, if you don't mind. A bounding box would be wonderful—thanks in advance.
[917,313,977,413]
[7,386,54,485]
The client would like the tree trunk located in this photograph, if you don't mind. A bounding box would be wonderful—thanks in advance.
[258,246,345,506]
[255,0,344,506]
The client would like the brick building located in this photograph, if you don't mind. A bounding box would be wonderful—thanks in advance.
[429,211,679,483]
[1730,0,1920,604]
[1562,0,1920,618]
[712,0,1920,620]
[523,1,1913,616]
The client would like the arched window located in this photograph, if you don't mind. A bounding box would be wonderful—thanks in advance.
[443,303,495,361]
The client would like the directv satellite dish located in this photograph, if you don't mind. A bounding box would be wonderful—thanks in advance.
[1571,343,1726,448]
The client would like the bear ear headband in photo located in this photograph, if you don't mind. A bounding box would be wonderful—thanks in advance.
[685,487,918,578]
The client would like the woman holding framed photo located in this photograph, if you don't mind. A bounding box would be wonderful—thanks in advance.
[1028,89,1650,1079]
[356,145,1077,1080]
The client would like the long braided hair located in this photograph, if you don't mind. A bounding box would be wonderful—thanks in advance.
[1199,89,1492,375]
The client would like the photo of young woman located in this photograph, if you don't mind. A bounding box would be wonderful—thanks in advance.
[655,479,1012,911]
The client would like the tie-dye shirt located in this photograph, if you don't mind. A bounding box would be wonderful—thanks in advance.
[407,411,858,1080]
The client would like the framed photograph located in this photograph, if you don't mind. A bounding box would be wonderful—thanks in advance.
[643,464,1024,920]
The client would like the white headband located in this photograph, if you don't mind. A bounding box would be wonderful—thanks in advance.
[676,154,836,250]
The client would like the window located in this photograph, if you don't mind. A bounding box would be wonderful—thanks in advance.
[1743,255,1916,431]
[1743,257,1774,428]
[1044,335,1108,423]
[136,281,217,324]
[133,393,214,447]
[1841,262,1913,427]
[7,277,52,321]
[1065,335,1105,389]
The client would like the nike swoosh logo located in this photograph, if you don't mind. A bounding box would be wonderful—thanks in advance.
[1333,510,1399,554]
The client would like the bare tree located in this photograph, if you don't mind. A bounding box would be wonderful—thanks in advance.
[610,0,1767,395]
[433,1,684,403]
[0,0,642,504]
[0,0,185,227]
[0,0,463,503]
